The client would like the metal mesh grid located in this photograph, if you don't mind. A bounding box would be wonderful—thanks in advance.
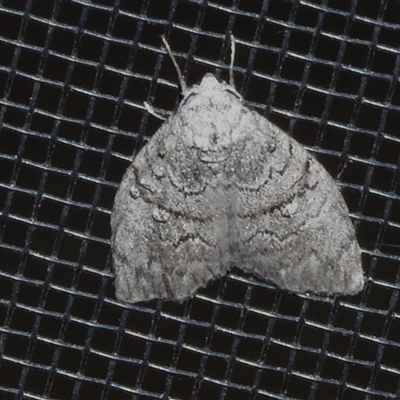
[1,0,400,398]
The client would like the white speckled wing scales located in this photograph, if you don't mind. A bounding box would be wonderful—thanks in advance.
[111,74,364,303]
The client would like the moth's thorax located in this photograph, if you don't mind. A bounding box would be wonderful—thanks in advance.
[178,74,243,163]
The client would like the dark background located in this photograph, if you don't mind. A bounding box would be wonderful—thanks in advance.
[1,0,400,399]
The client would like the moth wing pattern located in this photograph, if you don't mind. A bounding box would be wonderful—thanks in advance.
[111,101,231,303]
[227,111,364,295]
[111,74,364,303]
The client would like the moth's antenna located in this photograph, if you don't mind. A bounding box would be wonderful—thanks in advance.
[229,34,235,87]
[161,35,187,92]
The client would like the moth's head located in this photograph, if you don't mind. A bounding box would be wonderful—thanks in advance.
[193,73,241,97]
[198,73,225,91]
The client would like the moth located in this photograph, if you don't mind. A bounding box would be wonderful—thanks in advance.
[110,37,364,303]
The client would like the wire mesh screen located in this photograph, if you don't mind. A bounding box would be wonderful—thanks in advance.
[1,0,400,398]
